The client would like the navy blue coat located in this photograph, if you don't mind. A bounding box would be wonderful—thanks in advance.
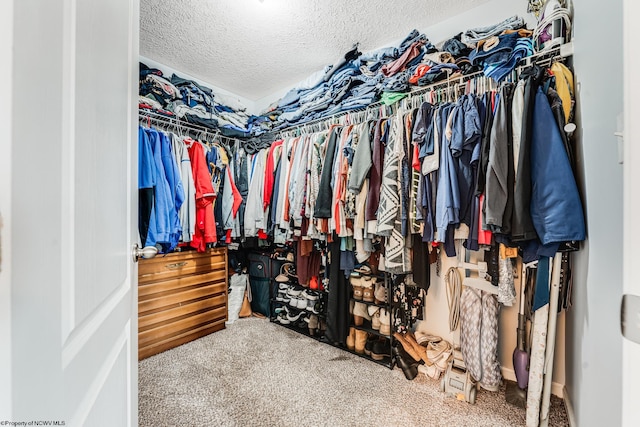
[530,88,585,244]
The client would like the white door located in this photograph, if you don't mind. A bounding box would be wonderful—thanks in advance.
[623,0,640,425]
[6,0,140,425]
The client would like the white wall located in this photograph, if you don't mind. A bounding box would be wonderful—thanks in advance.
[567,0,624,425]
[0,0,14,420]
[140,55,257,114]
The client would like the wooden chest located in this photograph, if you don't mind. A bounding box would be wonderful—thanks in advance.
[138,247,228,360]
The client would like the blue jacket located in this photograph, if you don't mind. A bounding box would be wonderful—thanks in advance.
[159,131,185,250]
[530,88,585,244]
[143,128,184,252]
[138,126,156,189]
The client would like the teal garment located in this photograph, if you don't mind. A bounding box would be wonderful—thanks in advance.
[381,91,408,106]
[339,236,355,252]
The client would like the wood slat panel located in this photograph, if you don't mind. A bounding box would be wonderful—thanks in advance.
[138,294,226,331]
[138,306,227,347]
[138,320,226,360]
[139,269,226,299]
[139,256,227,284]
[137,248,227,361]
[138,281,226,314]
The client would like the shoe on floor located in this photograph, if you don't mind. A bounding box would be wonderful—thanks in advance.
[414,330,442,345]
[276,311,291,325]
[355,329,368,354]
[392,342,420,380]
[306,314,319,336]
[346,327,356,351]
[364,336,378,356]
[371,339,391,361]
[286,308,304,322]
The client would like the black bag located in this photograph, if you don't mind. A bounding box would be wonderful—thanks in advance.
[249,277,270,316]
[247,252,284,317]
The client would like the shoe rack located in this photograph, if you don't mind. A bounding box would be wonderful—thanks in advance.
[261,245,395,370]
[269,248,328,340]
[346,271,395,369]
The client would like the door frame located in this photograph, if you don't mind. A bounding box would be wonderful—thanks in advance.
[0,0,14,418]
[622,0,640,425]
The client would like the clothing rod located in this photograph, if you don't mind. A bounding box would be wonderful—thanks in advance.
[277,69,486,135]
[138,109,244,144]
[277,44,569,135]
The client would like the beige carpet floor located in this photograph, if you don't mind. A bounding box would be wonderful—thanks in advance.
[139,316,568,427]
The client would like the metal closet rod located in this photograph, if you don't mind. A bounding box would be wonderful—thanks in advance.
[277,44,570,136]
[138,109,244,145]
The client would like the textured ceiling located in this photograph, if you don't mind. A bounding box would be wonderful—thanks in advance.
[140,0,490,101]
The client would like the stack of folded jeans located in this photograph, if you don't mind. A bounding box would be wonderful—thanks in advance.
[358,46,399,74]
[470,32,534,82]
[462,15,525,44]
[341,74,384,111]
[484,37,534,82]
[256,17,536,135]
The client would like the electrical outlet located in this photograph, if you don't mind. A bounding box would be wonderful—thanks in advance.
[621,294,640,344]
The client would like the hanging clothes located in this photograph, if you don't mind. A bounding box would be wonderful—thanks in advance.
[529,88,585,245]
[315,128,340,218]
[244,149,269,238]
[379,111,412,273]
[186,138,216,251]
[365,119,387,224]
[143,127,184,253]
[169,133,196,243]
[138,126,156,246]
[484,83,515,235]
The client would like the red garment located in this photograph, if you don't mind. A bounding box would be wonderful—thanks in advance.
[409,64,432,84]
[226,167,243,217]
[412,143,420,171]
[478,194,493,245]
[333,126,353,236]
[381,40,425,77]
[295,234,321,287]
[186,139,216,251]
[263,140,283,210]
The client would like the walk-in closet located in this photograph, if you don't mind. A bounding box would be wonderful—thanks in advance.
[135,0,582,425]
[4,0,638,426]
